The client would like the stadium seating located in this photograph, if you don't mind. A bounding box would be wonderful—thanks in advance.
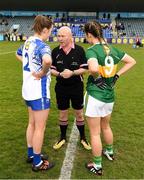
[0,16,112,40]
[0,16,34,37]
[116,18,144,37]
[2,15,144,42]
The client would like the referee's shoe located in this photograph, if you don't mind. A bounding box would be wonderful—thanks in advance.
[53,139,66,150]
[53,138,91,150]
[81,138,91,150]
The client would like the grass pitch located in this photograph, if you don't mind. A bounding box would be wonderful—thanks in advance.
[0,41,143,179]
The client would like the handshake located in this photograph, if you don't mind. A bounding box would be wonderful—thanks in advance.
[93,74,119,90]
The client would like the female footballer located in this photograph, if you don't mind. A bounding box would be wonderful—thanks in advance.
[84,21,136,175]
[16,15,54,171]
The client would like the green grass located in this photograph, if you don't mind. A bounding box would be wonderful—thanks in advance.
[0,42,144,179]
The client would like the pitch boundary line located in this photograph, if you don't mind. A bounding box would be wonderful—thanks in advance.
[59,120,79,180]
[0,51,16,55]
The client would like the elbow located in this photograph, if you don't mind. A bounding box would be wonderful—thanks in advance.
[127,57,136,67]
[132,59,136,67]
[16,53,22,62]
[133,60,136,65]
[45,59,52,66]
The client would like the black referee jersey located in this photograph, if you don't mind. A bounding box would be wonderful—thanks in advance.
[51,44,88,86]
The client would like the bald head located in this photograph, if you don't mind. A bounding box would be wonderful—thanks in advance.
[58,26,72,37]
[57,26,73,47]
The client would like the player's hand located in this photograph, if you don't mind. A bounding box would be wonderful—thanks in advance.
[111,74,119,88]
[93,76,107,90]
[60,69,73,78]
[32,70,46,80]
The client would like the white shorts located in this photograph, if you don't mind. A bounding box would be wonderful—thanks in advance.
[84,93,114,117]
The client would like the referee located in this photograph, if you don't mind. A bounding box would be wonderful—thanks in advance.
[51,26,91,150]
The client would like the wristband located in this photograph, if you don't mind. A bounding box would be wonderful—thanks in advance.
[115,74,119,78]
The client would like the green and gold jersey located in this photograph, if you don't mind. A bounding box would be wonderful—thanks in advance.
[86,43,125,103]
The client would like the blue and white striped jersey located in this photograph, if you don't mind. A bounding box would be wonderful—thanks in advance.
[17,36,51,100]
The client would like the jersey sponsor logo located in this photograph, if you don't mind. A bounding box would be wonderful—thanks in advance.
[71,62,78,66]
[57,60,63,64]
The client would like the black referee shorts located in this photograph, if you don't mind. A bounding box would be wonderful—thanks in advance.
[55,82,84,110]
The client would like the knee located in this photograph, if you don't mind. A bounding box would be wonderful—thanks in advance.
[75,111,84,121]
[90,126,101,137]
[59,111,68,121]
[101,123,110,131]
[35,124,46,132]
[91,130,101,137]
[28,121,35,128]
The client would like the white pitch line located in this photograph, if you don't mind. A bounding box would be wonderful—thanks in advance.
[0,51,15,55]
[59,120,79,180]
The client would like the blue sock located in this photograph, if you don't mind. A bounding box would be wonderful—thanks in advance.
[33,153,41,166]
[28,147,33,158]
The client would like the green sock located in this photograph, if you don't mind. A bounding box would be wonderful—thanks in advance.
[93,156,102,169]
[106,144,113,154]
